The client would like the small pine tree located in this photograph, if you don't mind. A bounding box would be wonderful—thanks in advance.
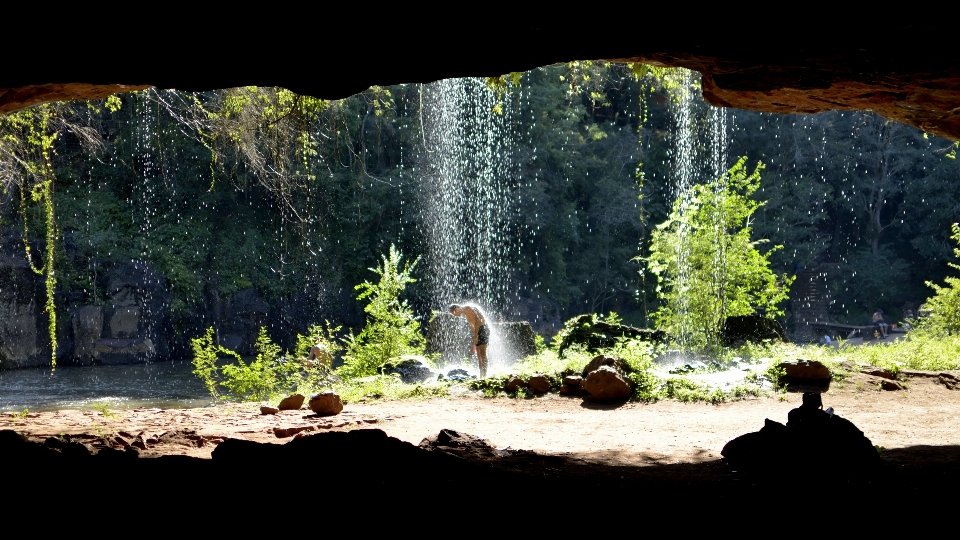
[645,157,793,348]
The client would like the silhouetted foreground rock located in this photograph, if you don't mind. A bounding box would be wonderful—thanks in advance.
[722,393,880,473]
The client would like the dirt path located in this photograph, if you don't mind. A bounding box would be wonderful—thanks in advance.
[2,372,958,464]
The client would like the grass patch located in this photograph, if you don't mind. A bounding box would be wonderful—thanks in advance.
[329,375,450,404]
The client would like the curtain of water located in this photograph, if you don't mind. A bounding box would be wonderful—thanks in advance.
[667,69,733,345]
[417,78,517,315]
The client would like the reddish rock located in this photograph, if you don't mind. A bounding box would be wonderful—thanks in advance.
[504,375,527,393]
[562,375,583,387]
[260,406,280,415]
[278,394,305,411]
[528,374,551,394]
[582,366,633,402]
[779,359,831,381]
[581,355,632,378]
[308,392,344,416]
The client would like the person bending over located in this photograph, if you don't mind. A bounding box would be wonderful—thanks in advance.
[449,303,489,378]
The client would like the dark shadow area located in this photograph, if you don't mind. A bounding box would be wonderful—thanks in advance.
[5,427,957,520]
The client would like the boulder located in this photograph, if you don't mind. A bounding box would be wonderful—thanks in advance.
[563,375,583,387]
[494,321,538,360]
[425,313,474,362]
[878,379,903,391]
[278,394,305,411]
[581,355,632,378]
[582,365,633,402]
[720,315,787,347]
[559,385,573,395]
[380,355,433,384]
[779,359,831,381]
[860,365,896,380]
[557,315,666,357]
[504,375,527,393]
[71,306,103,362]
[528,374,551,394]
[260,406,280,415]
[91,338,156,365]
[308,392,344,416]
[445,368,475,382]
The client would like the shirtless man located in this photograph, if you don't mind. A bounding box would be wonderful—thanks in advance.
[449,304,489,378]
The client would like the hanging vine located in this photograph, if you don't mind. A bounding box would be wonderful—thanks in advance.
[1,103,102,371]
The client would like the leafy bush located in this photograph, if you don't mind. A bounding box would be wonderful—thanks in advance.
[922,223,960,335]
[192,327,303,402]
[337,245,426,379]
[644,157,794,348]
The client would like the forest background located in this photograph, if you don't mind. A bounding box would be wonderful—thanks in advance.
[3,63,959,360]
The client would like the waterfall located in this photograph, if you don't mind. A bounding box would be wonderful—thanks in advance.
[416,78,520,370]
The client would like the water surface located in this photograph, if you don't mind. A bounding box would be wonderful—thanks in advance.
[0,361,212,412]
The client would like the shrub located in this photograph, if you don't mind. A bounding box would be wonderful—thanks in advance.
[337,245,426,379]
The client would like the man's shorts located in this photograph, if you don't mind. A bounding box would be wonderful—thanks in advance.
[477,324,490,346]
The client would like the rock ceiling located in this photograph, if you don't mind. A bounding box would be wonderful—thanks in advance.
[3,23,958,139]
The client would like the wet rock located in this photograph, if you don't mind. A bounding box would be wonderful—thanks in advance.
[278,394,305,411]
[779,359,831,381]
[91,338,156,365]
[558,315,665,357]
[582,355,633,378]
[260,406,280,415]
[504,375,527,393]
[308,391,344,416]
[71,306,103,362]
[274,425,317,438]
[562,375,583,387]
[380,355,433,384]
[495,321,539,360]
[720,315,787,347]
[528,374,551,394]
[582,366,633,402]
[445,368,475,382]
[860,365,896,380]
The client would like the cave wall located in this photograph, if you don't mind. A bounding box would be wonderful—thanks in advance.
[3,22,959,139]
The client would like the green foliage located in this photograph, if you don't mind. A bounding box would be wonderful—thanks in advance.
[9,408,29,420]
[294,321,343,363]
[191,326,305,402]
[921,223,960,335]
[645,157,794,348]
[332,375,449,403]
[337,245,425,379]
[91,402,118,418]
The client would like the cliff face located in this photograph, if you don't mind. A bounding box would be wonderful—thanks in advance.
[3,22,959,139]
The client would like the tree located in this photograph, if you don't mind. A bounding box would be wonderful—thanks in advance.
[337,245,425,378]
[645,157,793,348]
[922,223,960,334]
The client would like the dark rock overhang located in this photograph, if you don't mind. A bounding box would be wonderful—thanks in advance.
[3,21,958,139]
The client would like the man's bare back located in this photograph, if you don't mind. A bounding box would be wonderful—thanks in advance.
[449,303,489,378]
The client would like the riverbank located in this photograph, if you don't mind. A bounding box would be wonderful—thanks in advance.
[4,370,957,466]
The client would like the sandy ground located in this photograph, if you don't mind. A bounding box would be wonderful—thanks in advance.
[3,370,958,468]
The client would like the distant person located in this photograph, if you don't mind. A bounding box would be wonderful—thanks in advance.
[872,309,889,338]
[449,303,489,378]
[303,343,332,369]
[902,309,915,330]
[819,335,833,346]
